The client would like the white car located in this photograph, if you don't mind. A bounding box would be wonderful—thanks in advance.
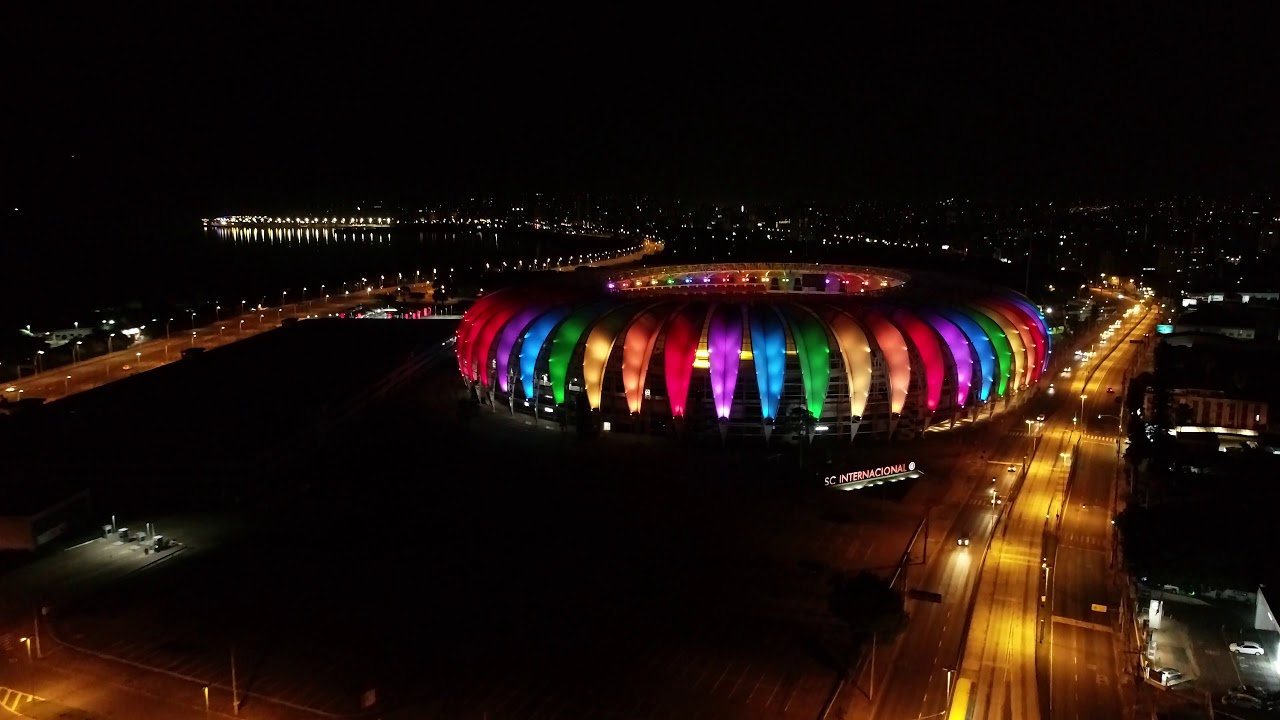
[1230,641,1266,656]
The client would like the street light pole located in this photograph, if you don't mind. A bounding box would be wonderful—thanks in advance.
[230,646,239,716]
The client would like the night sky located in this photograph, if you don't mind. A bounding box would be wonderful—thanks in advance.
[5,6,1280,219]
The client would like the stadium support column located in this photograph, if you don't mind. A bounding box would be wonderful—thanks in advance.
[507,368,516,417]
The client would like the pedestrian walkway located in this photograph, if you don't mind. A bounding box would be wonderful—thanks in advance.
[0,687,41,715]
[1007,428,1117,443]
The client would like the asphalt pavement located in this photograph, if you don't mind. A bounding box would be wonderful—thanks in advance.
[6,239,659,407]
[953,301,1152,720]
[851,297,1132,720]
[1047,309,1156,720]
[3,284,435,404]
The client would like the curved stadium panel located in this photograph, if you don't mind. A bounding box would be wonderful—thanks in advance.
[455,264,1051,440]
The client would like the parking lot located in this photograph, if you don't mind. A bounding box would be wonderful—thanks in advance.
[41,365,938,718]
[1145,589,1280,715]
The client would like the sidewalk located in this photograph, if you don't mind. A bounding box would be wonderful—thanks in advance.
[0,647,326,720]
[34,626,345,720]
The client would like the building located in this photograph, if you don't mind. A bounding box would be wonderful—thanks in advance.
[1145,340,1279,436]
[455,264,1053,441]
[43,327,93,348]
[1173,303,1280,342]
[1167,388,1268,432]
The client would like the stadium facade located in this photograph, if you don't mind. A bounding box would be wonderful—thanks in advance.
[455,264,1050,440]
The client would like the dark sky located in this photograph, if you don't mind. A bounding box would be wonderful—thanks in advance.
[5,6,1279,217]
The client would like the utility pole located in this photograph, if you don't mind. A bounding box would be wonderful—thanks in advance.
[869,632,875,701]
[32,609,41,659]
[922,508,929,565]
[230,646,239,715]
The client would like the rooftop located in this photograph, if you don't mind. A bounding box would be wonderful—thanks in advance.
[1156,342,1280,402]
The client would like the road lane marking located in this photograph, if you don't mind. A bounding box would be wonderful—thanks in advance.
[1051,616,1111,633]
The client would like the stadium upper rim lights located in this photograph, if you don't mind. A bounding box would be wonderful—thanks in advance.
[456,264,1052,438]
[605,263,909,295]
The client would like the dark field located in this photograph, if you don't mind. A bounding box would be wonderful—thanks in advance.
[50,356,930,718]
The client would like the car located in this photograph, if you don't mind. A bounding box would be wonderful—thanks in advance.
[1157,667,1186,686]
[1036,414,1045,422]
[1230,685,1270,699]
[1230,641,1266,656]
[1106,387,1115,394]
[1223,693,1264,709]
[957,534,970,547]
[1007,464,1017,473]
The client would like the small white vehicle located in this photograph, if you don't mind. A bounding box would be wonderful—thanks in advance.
[1230,641,1266,656]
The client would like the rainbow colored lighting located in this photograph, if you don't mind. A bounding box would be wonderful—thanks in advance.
[748,305,786,421]
[937,308,994,403]
[582,305,635,410]
[962,308,1011,397]
[493,305,551,393]
[708,304,743,419]
[547,303,609,405]
[519,307,573,399]
[453,265,1049,435]
[919,310,973,407]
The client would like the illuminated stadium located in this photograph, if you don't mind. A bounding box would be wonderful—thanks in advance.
[455,264,1051,440]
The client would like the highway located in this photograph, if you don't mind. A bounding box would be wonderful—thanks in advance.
[859,325,1098,720]
[861,405,1046,720]
[2,284,435,405]
[4,237,663,407]
[1048,309,1155,720]
[858,290,1149,720]
[958,299,1152,720]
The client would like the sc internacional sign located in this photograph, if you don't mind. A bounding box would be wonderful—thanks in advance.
[823,461,922,491]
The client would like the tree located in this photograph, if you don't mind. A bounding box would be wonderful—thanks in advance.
[827,571,907,638]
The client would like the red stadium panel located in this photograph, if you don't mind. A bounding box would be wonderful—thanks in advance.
[456,290,514,381]
[469,300,527,387]
[891,308,945,411]
[663,304,707,417]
